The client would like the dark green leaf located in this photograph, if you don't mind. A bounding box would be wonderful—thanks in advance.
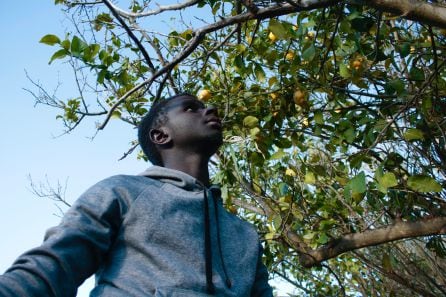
[71,36,87,56]
[302,44,316,62]
[48,49,68,64]
[351,17,374,33]
[409,67,425,81]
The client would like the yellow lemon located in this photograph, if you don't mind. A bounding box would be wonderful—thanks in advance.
[285,51,295,60]
[293,89,306,106]
[197,89,212,101]
[268,32,277,42]
[285,168,296,177]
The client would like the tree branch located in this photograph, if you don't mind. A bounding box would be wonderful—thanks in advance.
[368,0,446,28]
[103,0,200,19]
[96,0,446,131]
[102,0,156,71]
[298,216,446,267]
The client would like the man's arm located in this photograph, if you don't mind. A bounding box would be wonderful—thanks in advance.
[0,178,127,297]
[251,244,273,297]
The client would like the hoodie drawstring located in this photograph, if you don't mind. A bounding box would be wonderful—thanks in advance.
[204,188,231,295]
[204,190,215,294]
[212,194,232,289]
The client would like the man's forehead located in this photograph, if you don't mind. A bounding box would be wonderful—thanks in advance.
[164,95,205,110]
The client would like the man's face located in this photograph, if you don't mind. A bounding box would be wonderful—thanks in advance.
[160,95,223,154]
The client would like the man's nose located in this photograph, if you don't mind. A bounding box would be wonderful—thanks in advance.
[203,105,218,116]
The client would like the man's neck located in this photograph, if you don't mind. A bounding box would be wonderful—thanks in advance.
[162,152,211,187]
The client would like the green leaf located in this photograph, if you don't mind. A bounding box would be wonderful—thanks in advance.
[343,128,356,143]
[83,44,100,62]
[348,172,366,194]
[399,43,410,58]
[302,44,316,62]
[317,233,329,245]
[243,115,259,128]
[40,34,60,46]
[339,63,351,78]
[303,232,315,240]
[278,182,289,195]
[409,67,425,81]
[270,149,286,160]
[61,39,71,50]
[268,19,288,40]
[254,64,266,83]
[403,128,424,141]
[314,111,324,125]
[351,17,374,32]
[249,127,260,137]
[234,55,244,71]
[385,79,405,95]
[95,13,113,24]
[376,172,398,193]
[380,173,398,188]
[304,172,316,184]
[408,175,442,192]
[265,232,275,240]
[48,49,68,64]
[71,36,87,57]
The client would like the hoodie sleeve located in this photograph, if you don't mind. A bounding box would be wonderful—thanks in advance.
[0,177,129,297]
[251,244,273,297]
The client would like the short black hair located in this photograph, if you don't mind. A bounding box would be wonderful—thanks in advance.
[138,93,195,166]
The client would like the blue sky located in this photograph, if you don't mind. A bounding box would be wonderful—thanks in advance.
[0,2,146,295]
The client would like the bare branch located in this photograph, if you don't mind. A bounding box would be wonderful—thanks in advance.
[102,0,155,71]
[28,175,72,217]
[103,0,200,19]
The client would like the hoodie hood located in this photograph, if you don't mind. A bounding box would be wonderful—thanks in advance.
[138,166,204,191]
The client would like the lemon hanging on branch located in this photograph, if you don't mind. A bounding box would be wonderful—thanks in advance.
[268,32,277,42]
[197,89,212,101]
[293,88,307,107]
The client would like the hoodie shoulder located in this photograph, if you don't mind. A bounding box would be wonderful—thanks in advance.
[77,174,162,206]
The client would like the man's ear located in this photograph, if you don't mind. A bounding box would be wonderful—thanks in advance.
[149,128,171,145]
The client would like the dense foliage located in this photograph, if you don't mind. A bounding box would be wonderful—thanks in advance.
[34,0,446,296]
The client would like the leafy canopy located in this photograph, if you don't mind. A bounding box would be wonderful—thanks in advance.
[34,1,446,296]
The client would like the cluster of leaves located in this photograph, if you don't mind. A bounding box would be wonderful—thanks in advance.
[36,0,446,296]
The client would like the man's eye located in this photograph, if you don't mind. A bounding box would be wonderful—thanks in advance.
[185,105,200,112]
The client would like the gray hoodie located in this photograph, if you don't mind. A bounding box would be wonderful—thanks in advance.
[0,166,272,296]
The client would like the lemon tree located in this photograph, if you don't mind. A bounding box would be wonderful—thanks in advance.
[36,1,446,296]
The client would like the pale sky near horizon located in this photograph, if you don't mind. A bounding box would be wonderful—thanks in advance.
[0,2,146,295]
[0,2,292,296]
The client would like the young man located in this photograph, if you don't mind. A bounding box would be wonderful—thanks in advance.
[0,93,273,296]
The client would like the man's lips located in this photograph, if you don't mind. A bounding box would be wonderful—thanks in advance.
[205,117,222,128]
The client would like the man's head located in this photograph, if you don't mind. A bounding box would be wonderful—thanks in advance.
[138,93,223,166]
